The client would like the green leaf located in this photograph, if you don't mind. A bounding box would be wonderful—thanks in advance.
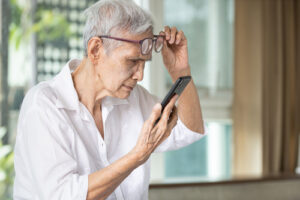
[9,4,73,47]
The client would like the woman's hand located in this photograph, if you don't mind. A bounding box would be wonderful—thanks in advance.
[131,95,178,165]
[160,26,191,81]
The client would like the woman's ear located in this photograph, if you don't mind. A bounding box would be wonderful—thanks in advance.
[87,37,103,65]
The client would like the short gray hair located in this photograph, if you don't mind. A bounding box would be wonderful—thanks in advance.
[83,0,153,55]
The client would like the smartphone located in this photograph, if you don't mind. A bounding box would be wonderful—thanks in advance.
[155,76,191,124]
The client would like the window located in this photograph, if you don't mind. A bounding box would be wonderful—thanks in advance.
[165,122,232,182]
[164,0,234,90]
[135,0,234,183]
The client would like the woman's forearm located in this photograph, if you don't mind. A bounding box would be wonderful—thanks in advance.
[87,151,141,200]
[178,78,204,133]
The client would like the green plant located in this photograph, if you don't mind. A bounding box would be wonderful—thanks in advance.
[0,127,14,200]
[9,0,72,49]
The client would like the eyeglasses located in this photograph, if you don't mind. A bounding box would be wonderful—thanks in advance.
[98,35,164,55]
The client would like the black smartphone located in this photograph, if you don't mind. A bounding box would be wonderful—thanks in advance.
[155,76,191,124]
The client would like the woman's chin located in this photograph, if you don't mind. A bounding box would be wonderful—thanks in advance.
[115,91,131,99]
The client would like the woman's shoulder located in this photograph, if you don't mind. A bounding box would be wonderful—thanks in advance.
[20,80,58,115]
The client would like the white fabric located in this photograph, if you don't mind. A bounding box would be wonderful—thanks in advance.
[13,59,206,200]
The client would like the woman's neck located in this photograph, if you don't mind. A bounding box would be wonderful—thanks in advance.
[71,58,108,115]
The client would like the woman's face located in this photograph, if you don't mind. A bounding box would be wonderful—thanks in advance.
[95,31,153,99]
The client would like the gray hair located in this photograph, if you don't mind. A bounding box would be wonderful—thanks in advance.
[83,0,153,55]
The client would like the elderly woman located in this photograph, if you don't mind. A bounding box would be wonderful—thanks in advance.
[13,0,205,199]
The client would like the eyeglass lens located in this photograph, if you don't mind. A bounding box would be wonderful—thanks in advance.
[155,37,164,52]
[140,36,164,55]
[141,39,153,54]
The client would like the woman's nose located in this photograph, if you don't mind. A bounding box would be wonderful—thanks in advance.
[132,64,144,81]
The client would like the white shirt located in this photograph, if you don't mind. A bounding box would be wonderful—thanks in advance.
[13,59,206,200]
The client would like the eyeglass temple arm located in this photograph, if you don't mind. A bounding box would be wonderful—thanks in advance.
[98,35,140,44]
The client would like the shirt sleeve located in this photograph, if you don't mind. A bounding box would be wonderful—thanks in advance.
[154,118,208,153]
[136,85,207,153]
[14,106,88,200]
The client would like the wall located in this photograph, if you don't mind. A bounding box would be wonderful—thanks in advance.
[149,178,300,200]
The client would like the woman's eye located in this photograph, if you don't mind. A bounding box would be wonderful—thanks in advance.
[129,60,139,65]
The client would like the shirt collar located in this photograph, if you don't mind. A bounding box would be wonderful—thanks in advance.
[51,59,80,110]
[51,59,129,111]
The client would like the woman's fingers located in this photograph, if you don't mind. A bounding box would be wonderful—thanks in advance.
[167,107,178,131]
[160,95,178,125]
[145,95,178,146]
[136,98,179,161]
[151,95,178,142]
[145,104,162,143]
[175,30,183,45]
[169,26,177,44]
[164,26,184,45]
[153,107,178,147]
[164,26,171,40]
[148,104,162,127]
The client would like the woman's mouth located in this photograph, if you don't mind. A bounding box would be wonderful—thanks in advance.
[122,84,134,91]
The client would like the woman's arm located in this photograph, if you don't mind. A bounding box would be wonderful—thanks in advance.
[87,152,139,200]
[176,77,204,133]
[160,26,205,134]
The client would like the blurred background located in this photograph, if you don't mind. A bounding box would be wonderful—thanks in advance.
[0,0,299,199]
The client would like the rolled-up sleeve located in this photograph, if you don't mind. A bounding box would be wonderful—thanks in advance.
[13,107,88,200]
[154,118,207,153]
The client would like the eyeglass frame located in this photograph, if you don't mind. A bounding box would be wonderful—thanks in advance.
[97,35,164,55]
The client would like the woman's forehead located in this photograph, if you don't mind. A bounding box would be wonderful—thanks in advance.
[118,29,153,40]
